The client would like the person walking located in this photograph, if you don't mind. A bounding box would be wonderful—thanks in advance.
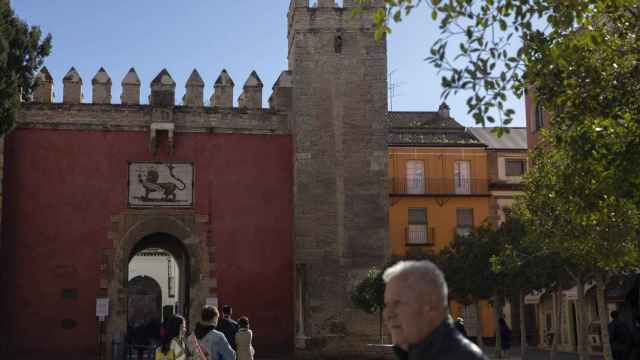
[498,318,512,358]
[383,260,488,360]
[155,315,189,360]
[235,316,255,360]
[217,304,240,350]
[631,315,640,360]
[609,310,632,360]
[191,306,236,360]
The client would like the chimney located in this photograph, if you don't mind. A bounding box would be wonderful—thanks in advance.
[438,102,450,119]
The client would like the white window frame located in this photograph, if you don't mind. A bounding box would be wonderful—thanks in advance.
[406,160,425,194]
[454,160,471,194]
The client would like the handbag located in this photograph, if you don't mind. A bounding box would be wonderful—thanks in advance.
[187,334,209,360]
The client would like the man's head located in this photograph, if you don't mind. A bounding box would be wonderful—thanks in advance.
[201,305,220,326]
[383,260,449,349]
[222,304,233,316]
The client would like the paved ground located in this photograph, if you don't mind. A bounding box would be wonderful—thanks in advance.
[114,344,608,360]
[488,347,604,360]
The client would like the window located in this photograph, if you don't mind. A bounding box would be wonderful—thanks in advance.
[534,102,544,131]
[505,159,527,177]
[454,160,471,194]
[407,208,430,245]
[406,160,425,194]
[456,208,474,237]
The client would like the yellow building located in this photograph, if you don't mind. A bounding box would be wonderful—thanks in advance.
[387,104,495,340]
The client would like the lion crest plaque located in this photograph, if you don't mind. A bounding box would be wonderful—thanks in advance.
[128,162,194,207]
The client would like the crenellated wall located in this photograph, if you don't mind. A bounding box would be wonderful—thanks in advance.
[32,66,292,114]
[6,66,296,358]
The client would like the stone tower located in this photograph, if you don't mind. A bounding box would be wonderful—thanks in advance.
[288,0,389,354]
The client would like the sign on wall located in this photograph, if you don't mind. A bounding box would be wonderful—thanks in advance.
[128,162,194,208]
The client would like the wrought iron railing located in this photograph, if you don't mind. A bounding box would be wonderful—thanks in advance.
[391,177,489,195]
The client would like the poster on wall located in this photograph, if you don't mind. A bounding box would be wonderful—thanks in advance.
[128,162,194,208]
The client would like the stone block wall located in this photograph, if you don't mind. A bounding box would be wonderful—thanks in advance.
[288,1,390,355]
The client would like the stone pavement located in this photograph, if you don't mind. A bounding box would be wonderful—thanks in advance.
[489,347,604,360]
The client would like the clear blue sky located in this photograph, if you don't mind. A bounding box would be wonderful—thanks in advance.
[14,0,525,127]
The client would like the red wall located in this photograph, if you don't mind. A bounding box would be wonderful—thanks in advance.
[1,129,294,356]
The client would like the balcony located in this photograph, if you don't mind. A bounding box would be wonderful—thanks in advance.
[405,226,436,246]
[390,177,489,195]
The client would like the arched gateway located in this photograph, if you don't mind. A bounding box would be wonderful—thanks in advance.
[104,213,210,358]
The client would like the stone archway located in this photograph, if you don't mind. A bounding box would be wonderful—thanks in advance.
[103,211,215,360]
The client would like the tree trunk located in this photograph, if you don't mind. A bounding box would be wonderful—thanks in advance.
[576,280,588,360]
[596,274,613,360]
[476,300,485,352]
[378,309,383,344]
[494,293,503,359]
[520,289,527,359]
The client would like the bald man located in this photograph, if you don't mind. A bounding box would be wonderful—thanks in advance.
[383,260,488,360]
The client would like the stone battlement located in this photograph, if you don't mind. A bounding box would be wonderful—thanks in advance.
[288,0,384,33]
[30,66,293,113]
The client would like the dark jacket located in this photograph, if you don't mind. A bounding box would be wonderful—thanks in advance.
[195,322,216,340]
[217,316,239,350]
[499,320,512,350]
[609,319,632,355]
[393,319,488,360]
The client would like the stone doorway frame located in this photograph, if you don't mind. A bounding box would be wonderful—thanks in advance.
[102,210,214,360]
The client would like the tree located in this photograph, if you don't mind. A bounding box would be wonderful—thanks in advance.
[490,210,569,360]
[438,224,522,357]
[357,0,640,131]
[351,267,386,343]
[517,140,640,360]
[0,1,52,135]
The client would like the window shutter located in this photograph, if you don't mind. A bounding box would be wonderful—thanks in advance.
[408,208,427,224]
[456,208,474,227]
[506,159,526,177]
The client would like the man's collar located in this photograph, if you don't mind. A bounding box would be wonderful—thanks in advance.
[408,317,452,358]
